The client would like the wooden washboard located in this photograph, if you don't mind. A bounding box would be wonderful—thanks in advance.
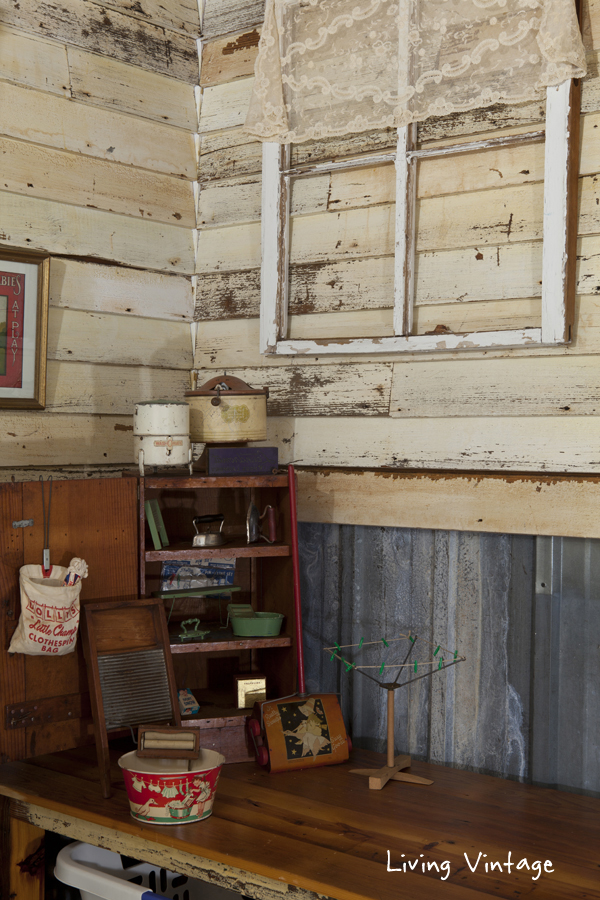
[82,598,181,798]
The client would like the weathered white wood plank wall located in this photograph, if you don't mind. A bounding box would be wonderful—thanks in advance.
[193,0,600,489]
[0,2,199,474]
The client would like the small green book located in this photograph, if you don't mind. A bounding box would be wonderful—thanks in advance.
[149,498,169,547]
[145,499,168,551]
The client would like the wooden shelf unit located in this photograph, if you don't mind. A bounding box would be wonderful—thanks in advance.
[138,470,299,762]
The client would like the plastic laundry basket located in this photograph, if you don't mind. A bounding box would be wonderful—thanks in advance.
[54,842,239,900]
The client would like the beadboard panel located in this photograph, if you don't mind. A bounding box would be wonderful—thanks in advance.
[47,308,193,369]
[0,25,70,97]
[45,360,188,415]
[296,469,600,538]
[68,48,197,130]
[50,259,193,321]
[0,191,195,274]
[0,136,195,227]
[2,0,198,82]
[0,413,135,466]
[0,82,196,178]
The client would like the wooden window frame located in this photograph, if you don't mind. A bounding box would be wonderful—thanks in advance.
[260,80,580,356]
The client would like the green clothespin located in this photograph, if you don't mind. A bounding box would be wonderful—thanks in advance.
[382,638,389,647]
[379,661,385,676]
[434,645,440,656]
[414,660,418,673]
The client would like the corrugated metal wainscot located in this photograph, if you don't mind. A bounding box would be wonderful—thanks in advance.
[298,524,600,796]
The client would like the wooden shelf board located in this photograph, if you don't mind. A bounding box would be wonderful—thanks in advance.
[142,473,289,489]
[170,630,292,653]
[146,540,291,561]
[180,689,254,726]
[182,711,250,728]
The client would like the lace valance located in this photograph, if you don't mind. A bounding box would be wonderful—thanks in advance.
[245,0,587,144]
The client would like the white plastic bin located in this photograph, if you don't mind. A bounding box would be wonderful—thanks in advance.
[54,842,238,900]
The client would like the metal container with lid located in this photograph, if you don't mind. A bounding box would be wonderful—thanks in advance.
[185,375,268,443]
[133,400,191,474]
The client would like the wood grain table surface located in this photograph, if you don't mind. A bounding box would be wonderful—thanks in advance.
[0,744,599,900]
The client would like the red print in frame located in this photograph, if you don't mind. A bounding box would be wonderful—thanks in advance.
[0,269,26,389]
[0,249,49,410]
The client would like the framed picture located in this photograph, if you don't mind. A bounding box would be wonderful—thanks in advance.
[0,248,50,409]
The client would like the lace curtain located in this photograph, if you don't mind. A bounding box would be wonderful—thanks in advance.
[245,0,586,144]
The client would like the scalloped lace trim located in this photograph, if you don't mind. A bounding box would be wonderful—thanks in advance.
[245,0,586,144]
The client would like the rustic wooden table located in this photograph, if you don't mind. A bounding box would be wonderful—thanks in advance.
[0,744,599,900]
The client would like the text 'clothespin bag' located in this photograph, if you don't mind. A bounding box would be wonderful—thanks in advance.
[8,558,88,656]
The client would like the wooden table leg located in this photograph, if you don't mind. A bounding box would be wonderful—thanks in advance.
[0,797,45,900]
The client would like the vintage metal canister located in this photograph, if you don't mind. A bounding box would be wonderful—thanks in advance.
[185,375,268,443]
[133,400,190,467]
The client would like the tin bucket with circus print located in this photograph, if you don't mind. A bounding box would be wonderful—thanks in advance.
[118,749,225,825]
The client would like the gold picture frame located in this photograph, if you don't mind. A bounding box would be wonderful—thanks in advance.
[0,248,50,409]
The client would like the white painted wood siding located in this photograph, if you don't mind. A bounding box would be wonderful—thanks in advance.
[0,1,199,474]
[191,4,600,489]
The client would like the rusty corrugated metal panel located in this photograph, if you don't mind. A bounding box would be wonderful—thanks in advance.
[300,524,600,794]
[299,524,535,780]
[532,537,600,794]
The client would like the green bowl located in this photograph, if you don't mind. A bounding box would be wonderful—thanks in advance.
[230,611,284,637]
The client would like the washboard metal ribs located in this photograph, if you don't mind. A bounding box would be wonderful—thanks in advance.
[82,598,181,798]
[97,649,174,731]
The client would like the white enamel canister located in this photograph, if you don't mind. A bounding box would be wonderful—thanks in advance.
[133,401,190,467]
[185,375,268,443]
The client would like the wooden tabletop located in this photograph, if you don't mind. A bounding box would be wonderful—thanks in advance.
[1,744,599,900]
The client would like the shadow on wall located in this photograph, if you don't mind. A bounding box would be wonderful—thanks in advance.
[298,524,600,798]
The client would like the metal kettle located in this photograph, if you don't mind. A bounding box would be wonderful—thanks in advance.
[192,514,227,547]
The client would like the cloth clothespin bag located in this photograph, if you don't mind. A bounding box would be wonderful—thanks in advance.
[8,558,88,656]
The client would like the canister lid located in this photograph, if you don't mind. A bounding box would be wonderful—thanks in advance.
[185,375,268,398]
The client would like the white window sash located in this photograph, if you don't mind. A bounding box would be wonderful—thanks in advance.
[260,81,579,357]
